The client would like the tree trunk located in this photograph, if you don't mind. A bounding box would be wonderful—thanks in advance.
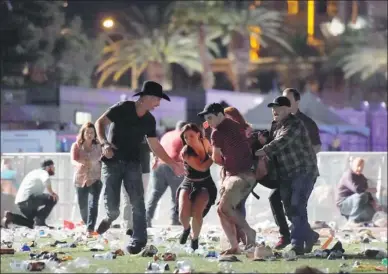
[144,61,171,89]
[198,24,213,89]
[228,31,250,92]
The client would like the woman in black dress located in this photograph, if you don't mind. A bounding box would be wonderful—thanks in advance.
[176,123,217,250]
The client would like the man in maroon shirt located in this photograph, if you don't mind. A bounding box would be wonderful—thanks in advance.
[198,103,256,255]
[145,121,187,227]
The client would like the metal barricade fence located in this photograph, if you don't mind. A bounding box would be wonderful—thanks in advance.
[1,152,387,227]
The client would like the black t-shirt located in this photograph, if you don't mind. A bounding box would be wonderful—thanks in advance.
[295,110,321,146]
[106,101,156,162]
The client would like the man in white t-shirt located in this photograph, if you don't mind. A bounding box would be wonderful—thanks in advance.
[2,159,58,229]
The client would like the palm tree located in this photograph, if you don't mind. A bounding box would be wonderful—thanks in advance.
[173,1,292,91]
[55,16,105,87]
[96,4,219,89]
[335,30,387,81]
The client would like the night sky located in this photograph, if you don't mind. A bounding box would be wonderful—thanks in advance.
[64,0,173,35]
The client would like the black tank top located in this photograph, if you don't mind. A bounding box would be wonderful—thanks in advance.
[184,141,211,180]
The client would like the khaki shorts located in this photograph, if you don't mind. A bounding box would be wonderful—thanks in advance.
[219,171,256,208]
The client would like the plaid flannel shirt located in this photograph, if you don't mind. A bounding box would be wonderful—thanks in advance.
[262,114,319,180]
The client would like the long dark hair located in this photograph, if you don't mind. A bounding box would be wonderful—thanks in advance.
[76,122,98,145]
[180,123,204,158]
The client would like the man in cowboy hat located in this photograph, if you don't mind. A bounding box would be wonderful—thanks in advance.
[95,81,185,254]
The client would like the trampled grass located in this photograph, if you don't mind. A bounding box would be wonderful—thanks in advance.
[1,237,386,273]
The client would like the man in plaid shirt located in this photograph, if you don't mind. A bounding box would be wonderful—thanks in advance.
[256,96,319,255]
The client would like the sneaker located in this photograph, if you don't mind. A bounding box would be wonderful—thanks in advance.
[126,229,133,236]
[96,219,111,235]
[191,238,199,250]
[305,231,320,253]
[126,242,145,255]
[274,236,291,250]
[179,227,191,245]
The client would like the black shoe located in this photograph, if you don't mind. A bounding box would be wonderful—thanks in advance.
[305,231,320,253]
[179,227,191,245]
[126,242,145,255]
[96,219,111,235]
[191,238,199,250]
[126,229,133,236]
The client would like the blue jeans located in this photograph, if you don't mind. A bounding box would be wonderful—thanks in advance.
[279,173,316,248]
[76,180,102,232]
[338,192,376,223]
[146,164,182,225]
[101,161,147,244]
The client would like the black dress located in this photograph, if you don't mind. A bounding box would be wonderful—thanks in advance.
[175,149,217,217]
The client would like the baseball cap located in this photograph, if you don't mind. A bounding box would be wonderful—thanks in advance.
[197,103,224,117]
[41,159,54,168]
[267,96,291,108]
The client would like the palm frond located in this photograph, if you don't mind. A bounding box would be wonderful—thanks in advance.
[339,48,387,80]
[334,30,387,80]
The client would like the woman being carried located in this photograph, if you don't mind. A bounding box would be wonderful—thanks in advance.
[176,123,217,250]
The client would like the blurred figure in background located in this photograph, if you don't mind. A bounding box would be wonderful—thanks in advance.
[328,136,342,151]
[2,160,58,229]
[176,123,217,250]
[1,158,18,196]
[336,157,377,225]
[70,122,102,237]
[146,121,187,227]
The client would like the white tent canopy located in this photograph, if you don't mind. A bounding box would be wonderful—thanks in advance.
[243,92,369,136]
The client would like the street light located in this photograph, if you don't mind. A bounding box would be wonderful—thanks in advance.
[102,18,115,29]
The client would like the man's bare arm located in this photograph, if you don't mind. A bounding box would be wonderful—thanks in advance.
[95,110,112,144]
[147,137,175,166]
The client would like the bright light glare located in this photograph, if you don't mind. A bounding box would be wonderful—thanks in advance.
[381,102,386,109]
[102,18,115,29]
[363,101,369,108]
[328,18,345,36]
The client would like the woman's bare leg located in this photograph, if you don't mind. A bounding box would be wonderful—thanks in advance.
[178,190,191,230]
[191,190,209,240]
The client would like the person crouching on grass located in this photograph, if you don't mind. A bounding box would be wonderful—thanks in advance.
[198,103,257,255]
[176,123,217,250]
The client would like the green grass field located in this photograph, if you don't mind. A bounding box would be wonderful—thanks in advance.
[1,236,386,273]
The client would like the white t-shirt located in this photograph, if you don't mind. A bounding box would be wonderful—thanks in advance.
[14,169,52,204]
